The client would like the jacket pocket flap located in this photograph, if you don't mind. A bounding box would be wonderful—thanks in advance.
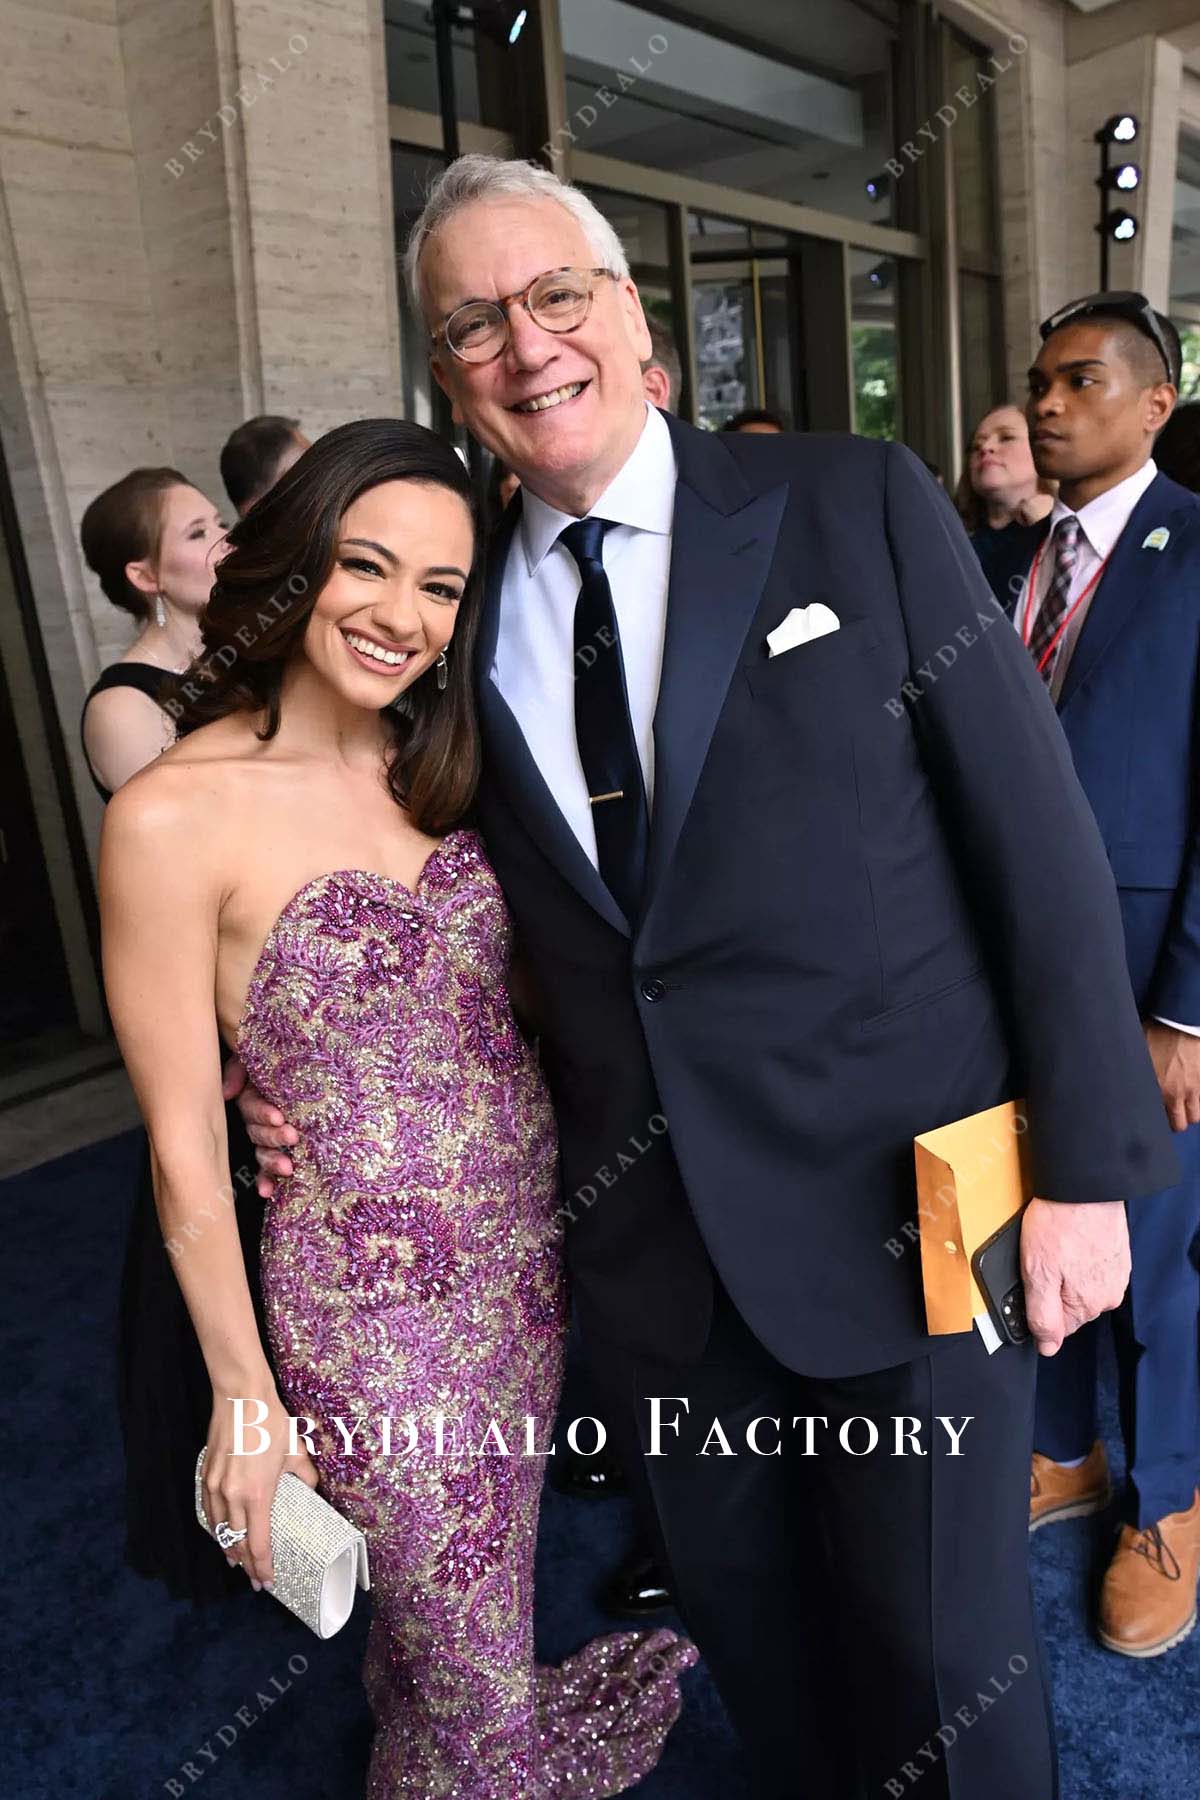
[1108,842,1186,890]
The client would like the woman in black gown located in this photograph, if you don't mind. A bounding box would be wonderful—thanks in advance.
[81,468,267,1602]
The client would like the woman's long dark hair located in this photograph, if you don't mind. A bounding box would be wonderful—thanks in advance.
[170,419,480,836]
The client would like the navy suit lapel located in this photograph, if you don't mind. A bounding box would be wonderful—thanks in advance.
[474,493,630,937]
[1059,473,1199,713]
[639,418,788,938]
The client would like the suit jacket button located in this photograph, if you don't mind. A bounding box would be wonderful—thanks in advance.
[640,977,667,1003]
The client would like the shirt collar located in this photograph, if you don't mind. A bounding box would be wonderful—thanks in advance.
[519,403,677,576]
[1049,458,1158,562]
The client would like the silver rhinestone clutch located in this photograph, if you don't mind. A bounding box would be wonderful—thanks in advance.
[194,1448,370,1639]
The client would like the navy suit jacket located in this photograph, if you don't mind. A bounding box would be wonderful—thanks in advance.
[473,417,1178,1377]
[984,471,1200,1024]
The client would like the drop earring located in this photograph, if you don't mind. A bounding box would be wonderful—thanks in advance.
[435,650,449,692]
[154,591,167,629]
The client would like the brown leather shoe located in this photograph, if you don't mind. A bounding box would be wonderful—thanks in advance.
[1098,1489,1200,1658]
[1029,1440,1112,1533]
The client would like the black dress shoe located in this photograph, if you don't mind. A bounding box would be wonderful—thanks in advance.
[598,1545,675,1618]
[549,1449,629,1500]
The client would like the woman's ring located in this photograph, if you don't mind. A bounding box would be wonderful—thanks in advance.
[215,1521,249,1550]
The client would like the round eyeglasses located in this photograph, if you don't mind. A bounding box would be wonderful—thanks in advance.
[432,266,618,364]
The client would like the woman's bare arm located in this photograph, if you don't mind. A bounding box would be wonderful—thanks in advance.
[100,769,313,1585]
[83,684,173,795]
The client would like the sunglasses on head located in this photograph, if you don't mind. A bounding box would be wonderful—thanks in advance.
[1038,291,1180,386]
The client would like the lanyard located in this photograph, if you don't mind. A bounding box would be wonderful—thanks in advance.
[1021,531,1111,676]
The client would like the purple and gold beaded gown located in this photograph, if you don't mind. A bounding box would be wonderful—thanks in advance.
[237,828,695,1797]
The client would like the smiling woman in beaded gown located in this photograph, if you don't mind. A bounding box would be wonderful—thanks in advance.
[99,419,694,1797]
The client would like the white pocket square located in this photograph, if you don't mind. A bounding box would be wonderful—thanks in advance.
[766,603,841,658]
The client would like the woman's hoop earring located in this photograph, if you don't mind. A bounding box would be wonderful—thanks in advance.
[435,650,449,692]
[154,592,167,629]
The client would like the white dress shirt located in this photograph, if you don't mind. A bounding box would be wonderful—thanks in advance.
[1012,457,1196,1035]
[491,402,675,867]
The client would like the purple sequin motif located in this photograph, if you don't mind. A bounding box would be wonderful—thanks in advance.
[238,831,695,1796]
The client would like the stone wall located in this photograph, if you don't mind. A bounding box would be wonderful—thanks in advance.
[0,0,402,840]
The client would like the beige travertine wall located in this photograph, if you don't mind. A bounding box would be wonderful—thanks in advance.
[0,0,162,758]
[117,0,246,540]
[216,0,402,436]
[0,0,401,843]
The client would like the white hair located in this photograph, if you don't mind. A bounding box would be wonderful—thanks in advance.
[402,155,631,319]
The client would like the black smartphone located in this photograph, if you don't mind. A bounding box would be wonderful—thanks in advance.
[971,1215,1030,1345]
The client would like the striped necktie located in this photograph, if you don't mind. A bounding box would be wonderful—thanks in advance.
[1028,515,1081,683]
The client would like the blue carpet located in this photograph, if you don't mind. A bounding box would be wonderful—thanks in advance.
[4,1129,1196,1799]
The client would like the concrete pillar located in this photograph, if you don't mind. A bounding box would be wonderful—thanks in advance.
[218,0,402,437]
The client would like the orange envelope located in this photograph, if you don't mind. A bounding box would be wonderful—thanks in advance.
[914,1099,1032,1335]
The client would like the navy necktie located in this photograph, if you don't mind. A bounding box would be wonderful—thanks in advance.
[558,517,649,924]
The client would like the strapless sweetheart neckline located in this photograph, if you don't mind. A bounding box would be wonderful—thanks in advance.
[234,827,474,1060]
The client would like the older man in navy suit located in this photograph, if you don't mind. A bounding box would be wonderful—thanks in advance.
[240,171,1179,1796]
[988,293,1200,1659]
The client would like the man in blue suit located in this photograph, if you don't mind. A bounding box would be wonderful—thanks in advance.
[988,292,1200,1659]
[241,175,1178,1795]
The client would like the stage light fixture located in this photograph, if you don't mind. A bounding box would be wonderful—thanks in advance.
[1095,114,1138,145]
[433,1,521,46]
[1093,114,1141,286]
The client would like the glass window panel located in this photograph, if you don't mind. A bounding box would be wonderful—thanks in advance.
[1177,326,1200,403]
[688,213,798,429]
[1171,131,1200,313]
[959,270,1004,446]
[692,275,754,428]
[849,248,899,440]
[946,29,998,267]
[689,213,752,427]
[385,0,483,125]
[759,273,798,428]
[587,188,673,311]
[392,146,461,444]
[560,0,901,222]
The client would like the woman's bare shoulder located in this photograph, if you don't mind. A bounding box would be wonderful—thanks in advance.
[83,680,164,725]
[104,715,269,850]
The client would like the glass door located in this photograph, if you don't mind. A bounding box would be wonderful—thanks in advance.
[688,214,798,430]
